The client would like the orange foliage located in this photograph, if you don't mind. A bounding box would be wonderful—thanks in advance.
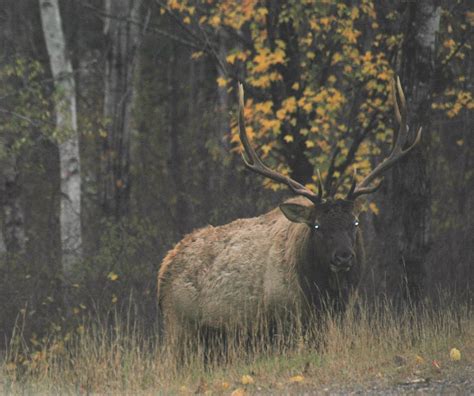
[163,0,470,194]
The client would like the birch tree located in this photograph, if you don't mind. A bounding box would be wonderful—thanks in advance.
[39,0,82,279]
[396,0,441,302]
[373,0,441,302]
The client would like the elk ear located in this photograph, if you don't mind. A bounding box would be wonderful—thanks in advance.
[279,203,314,225]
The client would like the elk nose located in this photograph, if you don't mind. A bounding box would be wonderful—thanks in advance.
[332,250,354,266]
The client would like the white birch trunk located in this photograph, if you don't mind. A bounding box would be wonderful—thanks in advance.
[372,0,441,301]
[39,0,82,278]
[397,0,440,299]
[416,1,441,53]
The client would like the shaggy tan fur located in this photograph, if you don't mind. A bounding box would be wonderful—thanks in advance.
[158,196,363,339]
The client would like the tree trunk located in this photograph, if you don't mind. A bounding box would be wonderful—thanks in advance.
[0,229,5,255]
[205,30,230,218]
[168,47,187,235]
[39,0,82,279]
[398,0,440,302]
[372,0,440,303]
[1,155,26,255]
[101,0,142,219]
[216,31,230,154]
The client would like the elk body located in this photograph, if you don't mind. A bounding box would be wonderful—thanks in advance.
[158,79,421,345]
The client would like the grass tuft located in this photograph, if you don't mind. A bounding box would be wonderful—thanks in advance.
[1,295,472,394]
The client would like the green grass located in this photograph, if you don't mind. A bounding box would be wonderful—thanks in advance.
[1,297,472,394]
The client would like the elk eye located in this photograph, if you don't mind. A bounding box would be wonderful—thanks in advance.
[314,223,320,230]
[353,220,359,227]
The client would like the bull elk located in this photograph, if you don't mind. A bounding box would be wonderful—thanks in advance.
[158,78,422,347]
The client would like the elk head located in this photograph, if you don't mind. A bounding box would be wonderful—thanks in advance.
[238,78,421,274]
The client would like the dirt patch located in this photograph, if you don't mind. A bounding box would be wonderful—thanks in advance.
[259,363,474,395]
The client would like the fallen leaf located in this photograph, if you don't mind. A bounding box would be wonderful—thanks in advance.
[289,375,304,383]
[432,360,442,371]
[231,388,246,396]
[241,375,254,385]
[219,381,231,390]
[415,355,425,365]
[450,348,461,361]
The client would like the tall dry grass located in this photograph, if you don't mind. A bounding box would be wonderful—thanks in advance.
[1,295,472,394]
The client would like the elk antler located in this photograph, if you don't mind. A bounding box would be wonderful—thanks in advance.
[238,83,322,204]
[347,76,422,200]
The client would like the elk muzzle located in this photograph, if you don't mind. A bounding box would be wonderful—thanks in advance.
[330,249,354,273]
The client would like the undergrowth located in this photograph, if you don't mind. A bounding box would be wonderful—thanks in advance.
[1,295,472,394]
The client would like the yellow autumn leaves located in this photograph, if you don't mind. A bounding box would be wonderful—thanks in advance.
[241,373,304,385]
[252,46,286,74]
[168,0,470,197]
[449,348,461,361]
[289,375,305,383]
[414,347,462,367]
[188,1,395,182]
[432,89,474,119]
[107,271,119,281]
[237,86,348,149]
[179,373,307,394]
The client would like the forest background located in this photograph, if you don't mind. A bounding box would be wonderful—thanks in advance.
[0,0,472,346]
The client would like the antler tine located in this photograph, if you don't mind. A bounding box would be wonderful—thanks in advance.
[391,76,403,124]
[348,77,422,200]
[349,180,383,197]
[238,83,322,204]
[316,168,324,198]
